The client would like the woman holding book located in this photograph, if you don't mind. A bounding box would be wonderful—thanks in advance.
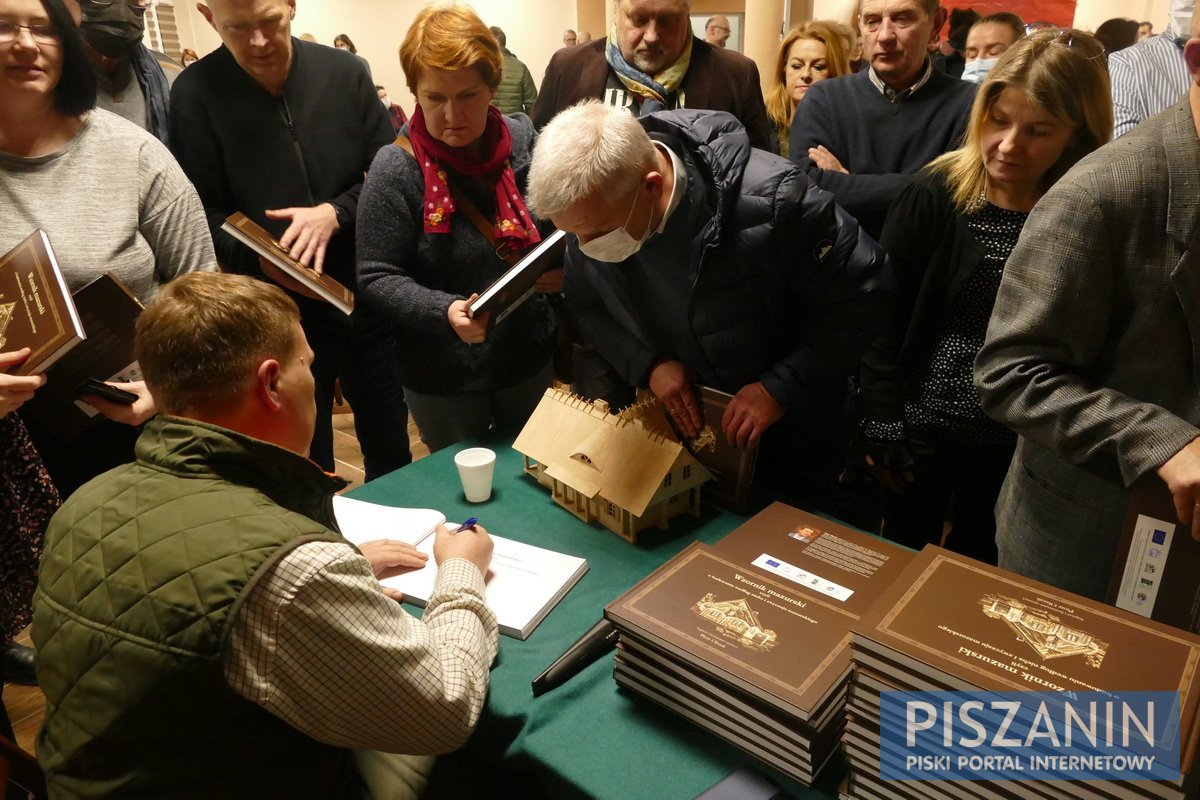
[0,0,213,493]
[859,30,1112,563]
[357,3,555,452]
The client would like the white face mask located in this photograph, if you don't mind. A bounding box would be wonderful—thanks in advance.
[578,185,652,262]
[961,57,999,84]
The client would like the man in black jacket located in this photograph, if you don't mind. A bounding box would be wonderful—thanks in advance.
[170,0,410,479]
[528,103,893,509]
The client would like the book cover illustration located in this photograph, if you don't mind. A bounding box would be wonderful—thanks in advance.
[860,549,1200,702]
[608,543,855,717]
[979,593,1108,668]
[693,593,778,652]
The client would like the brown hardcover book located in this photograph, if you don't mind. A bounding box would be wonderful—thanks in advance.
[1106,480,1200,634]
[21,272,143,441]
[664,386,757,513]
[853,546,1200,753]
[605,541,858,721]
[221,212,355,314]
[618,636,839,744]
[468,229,566,326]
[711,501,915,619]
[0,230,85,376]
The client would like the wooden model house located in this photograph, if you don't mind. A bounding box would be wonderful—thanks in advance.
[512,388,713,543]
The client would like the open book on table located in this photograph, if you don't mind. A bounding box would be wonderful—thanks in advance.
[333,495,588,640]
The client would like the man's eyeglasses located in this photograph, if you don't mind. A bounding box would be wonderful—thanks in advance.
[0,20,60,45]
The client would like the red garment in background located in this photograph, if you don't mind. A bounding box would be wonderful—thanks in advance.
[944,0,1076,28]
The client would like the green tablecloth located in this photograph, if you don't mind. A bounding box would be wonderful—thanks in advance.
[350,439,844,799]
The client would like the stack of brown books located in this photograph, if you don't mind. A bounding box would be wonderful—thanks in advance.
[844,546,1200,800]
[605,503,914,785]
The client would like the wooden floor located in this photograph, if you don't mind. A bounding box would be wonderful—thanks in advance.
[4,411,424,757]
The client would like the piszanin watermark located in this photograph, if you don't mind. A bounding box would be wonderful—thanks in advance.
[879,690,1181,782]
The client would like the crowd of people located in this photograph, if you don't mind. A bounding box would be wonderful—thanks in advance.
[1,0,1198,795]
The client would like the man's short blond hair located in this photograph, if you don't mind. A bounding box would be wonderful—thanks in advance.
[136,273,300,415]
[527,101,658,217]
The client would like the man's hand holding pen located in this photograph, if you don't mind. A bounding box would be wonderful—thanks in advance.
[434,521,493,577]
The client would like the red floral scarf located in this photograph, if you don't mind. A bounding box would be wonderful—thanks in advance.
[407,104,541,251]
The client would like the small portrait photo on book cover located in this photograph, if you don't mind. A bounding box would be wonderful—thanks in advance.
[787,525,824,544]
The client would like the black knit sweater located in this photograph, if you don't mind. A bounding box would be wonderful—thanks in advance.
[788,68,976,240]
[355,114,554,395]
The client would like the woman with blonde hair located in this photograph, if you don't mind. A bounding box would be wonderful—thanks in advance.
[860,29,1111,563]
[766,21,850,157]
[357,2,555,452]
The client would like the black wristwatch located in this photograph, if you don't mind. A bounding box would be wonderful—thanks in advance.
[330,202,352,228]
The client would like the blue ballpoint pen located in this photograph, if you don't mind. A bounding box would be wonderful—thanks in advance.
[452,517,478,534]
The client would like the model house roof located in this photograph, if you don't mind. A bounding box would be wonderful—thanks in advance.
[513,388,712,516]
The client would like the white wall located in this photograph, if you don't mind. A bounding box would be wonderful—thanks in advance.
[174,0,577,114]
[1073,0,1169,31]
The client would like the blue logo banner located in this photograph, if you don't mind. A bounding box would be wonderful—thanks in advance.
[879,690,1181,782]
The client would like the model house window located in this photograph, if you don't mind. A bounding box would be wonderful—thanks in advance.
[663,472,673,487]
[606,502,616,517]
[683,465,691,479]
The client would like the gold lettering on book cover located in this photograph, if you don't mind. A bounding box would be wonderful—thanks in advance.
[689,426,717,454]
[0,301,14,349]
[980,594,1108,668]
[693,593,778,651]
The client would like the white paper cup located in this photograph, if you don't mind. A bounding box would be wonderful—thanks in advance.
[454,447,496,503]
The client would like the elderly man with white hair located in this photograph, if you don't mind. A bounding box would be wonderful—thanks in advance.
[529,102,893,509]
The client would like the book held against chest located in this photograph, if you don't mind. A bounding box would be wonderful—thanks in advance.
[0,230,85,376]
[20,271,144,441]
[222,212,355,314]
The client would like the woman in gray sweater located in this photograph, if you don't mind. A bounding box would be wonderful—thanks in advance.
[357,4,555,452]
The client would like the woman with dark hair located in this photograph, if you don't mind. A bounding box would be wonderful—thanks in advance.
[0,0,214,495]
[334,31,372,78]
[357,3,555,452]
[860,29,1112,564]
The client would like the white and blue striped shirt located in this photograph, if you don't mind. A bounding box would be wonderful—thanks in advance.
[1109,32,1190,138]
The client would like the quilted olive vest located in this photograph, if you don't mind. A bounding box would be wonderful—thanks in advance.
[33,417,363,799]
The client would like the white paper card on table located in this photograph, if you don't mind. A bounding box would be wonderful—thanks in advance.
[332,495,446,546]
[332,496,588,640]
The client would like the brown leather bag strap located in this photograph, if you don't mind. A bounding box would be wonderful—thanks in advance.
[393,135,521,266]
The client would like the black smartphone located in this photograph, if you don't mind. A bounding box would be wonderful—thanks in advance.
[77,378,138,406]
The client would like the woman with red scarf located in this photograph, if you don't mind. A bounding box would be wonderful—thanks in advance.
[357,4,558,453]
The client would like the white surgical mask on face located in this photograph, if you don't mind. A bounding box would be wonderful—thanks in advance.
[961,57,999,83]
[578,185,652,262]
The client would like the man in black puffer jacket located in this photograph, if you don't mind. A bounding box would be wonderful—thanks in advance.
[528,103,893,509]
